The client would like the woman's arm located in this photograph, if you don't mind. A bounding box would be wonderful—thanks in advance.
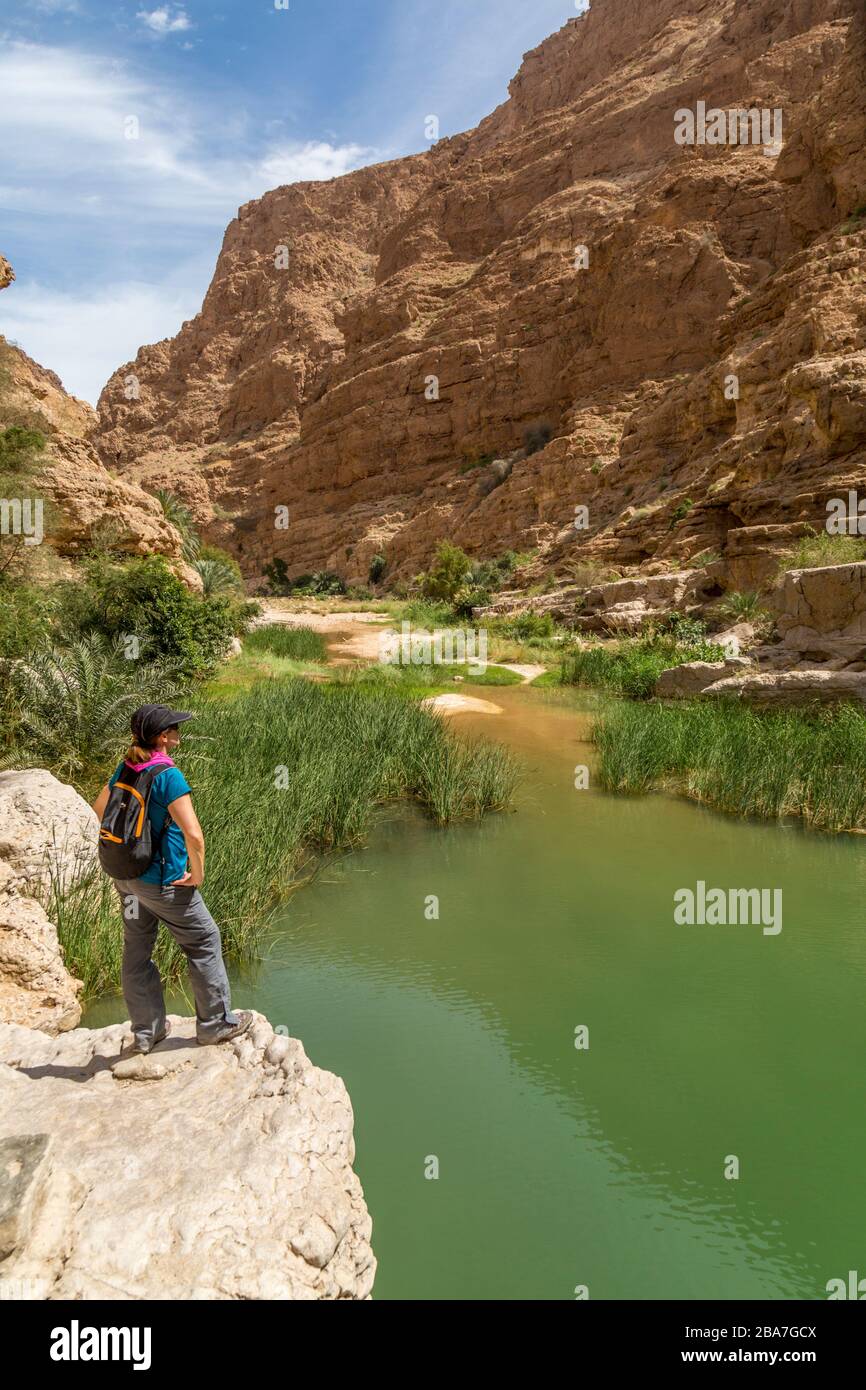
[166,793,205,887]
[92,784,111,820]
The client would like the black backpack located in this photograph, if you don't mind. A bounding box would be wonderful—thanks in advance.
[98,764,170,880]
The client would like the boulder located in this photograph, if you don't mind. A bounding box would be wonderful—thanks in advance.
[0,1012,376,1300]
[655,657,751,698]
[700,669,866,707]
[711,622,758,657]
[0,896,83,1035]
[0,770,95,1034]
[0,770,98,895]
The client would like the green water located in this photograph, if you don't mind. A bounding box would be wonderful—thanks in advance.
[86,688,866,1300]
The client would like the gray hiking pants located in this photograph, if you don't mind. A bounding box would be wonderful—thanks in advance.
[114,878,240,1045]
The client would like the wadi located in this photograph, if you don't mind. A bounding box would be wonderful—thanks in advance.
[0,0,864,1311]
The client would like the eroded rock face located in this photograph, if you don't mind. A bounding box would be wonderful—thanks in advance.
[579,570,718,633]
[90,0,866,592]
[772,563,866,661]
[0,300,186,567]
[0,771,96,1035]
[0,1012,376,1300]
[700,668,866,706]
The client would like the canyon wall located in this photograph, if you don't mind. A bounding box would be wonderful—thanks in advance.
[92,0,866,589]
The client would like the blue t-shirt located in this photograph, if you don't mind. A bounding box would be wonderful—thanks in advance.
[109,761,193,886]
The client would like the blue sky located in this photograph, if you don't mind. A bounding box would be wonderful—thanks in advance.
[0,0,588,404]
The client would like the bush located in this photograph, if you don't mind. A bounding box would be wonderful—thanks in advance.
[669,497,695,528]
[368,553,387,585]
[452,585,490,618]
[291,571,347,596]
[0,425,46,471]
[495,612,555,641]
[58,555,240,681]
[648,612,709,644]
[421,541,472,602]
[193,556,243,597]
[263,556,291,595]
[782,531,866,572]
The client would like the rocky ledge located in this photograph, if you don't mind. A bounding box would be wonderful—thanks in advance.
[0,1011,376,1300]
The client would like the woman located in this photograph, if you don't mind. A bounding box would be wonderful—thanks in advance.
[92,703,252,1055]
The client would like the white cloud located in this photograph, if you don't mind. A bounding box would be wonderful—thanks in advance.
[1,273,209,406]
[0,42,381,224]
[136,7,191,37]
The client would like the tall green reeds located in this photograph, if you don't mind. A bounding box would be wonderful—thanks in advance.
[56,678,518,995]
[561,635,725,700]
[593,698,866,832]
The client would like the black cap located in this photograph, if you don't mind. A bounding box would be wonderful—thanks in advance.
[131,704,194,746]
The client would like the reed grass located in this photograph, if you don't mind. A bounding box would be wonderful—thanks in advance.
[593,698,866,832]
[244,625,327,661]
[561,635,726,700]
[57,677,518,995]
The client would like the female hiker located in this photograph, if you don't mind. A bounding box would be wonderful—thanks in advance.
[91,703,252,1055]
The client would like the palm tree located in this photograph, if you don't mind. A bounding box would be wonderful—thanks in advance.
[0,633,185,789]
[154,488,200,562]
[192,557,241,597]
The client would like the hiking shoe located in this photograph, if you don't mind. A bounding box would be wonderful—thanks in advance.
[197,1010,254,1047]
[131,1020,171,1056]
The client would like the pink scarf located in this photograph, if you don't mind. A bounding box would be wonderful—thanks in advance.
[124,752,175,773]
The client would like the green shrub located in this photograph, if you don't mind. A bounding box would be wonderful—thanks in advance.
[452,585,490,617]
[290,570,347,596]
[421,541,472,602]
[0,425,46,471]
[369,553,387,584]
[561,633,726,700]
[669,497,695,528]
[59,555,240,681]
[495,611,555,641]
[263,556,291,595]
[716,590,762,620]
[193,556,243,597]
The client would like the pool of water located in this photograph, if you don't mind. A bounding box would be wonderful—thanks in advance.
[86,687,866,1300]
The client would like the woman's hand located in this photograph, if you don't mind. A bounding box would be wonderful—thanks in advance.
[169,871,203,888]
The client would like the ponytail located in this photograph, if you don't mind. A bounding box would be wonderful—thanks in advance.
[126,742,152,765]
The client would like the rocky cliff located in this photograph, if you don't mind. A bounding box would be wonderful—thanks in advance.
[92,0,865,591]
[0,261,187,569]
[0,770,376,1300]
[0,1013,376,1299]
